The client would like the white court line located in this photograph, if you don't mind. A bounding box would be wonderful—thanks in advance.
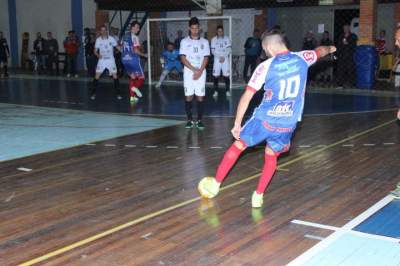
[363,143,376,146]
[304,234,325,241]
[342,144,354,147]
[84,143,96,146]
[166,146,179,149]
[104,144,116,147]
[17,167,32,172]
[145,145,158,148]
[288,195,394,266]
[210,146,224,149]
[299,145,312,148]
[292,219,400,243]
[124,145,136,148]
[188,146,200,149]
[383,142,396,145]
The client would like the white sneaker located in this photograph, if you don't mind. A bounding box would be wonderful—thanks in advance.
[74,74,79,78]
[116,95,122,100]
[131,87,142,98]
[66,74,71,78]
[251,191,264,208]
[155,83,161,89]
[226,91,231,97]
[90,94,96,100]
[213,91,218,98]
[130,96,139,103]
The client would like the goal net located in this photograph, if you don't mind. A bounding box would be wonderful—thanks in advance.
[145,16,233,88]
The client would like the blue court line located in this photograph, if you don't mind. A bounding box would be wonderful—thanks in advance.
[0,103,183,162]
[355,200,400,238]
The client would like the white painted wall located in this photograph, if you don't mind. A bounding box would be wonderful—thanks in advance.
[83,0,97,30]
[0,0,10,44]
[16,0,71,55]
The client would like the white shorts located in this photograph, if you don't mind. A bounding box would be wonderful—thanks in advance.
[213,56,230,77]
[184,67,206,96]
[395,64,400,88]
[96,58,117,75]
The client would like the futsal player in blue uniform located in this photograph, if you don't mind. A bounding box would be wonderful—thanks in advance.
[156,43,182,88]
[121,21,147,103]
[198,30,336,208]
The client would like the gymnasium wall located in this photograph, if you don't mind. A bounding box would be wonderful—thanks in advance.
[0,0,10,44]
[275,4,395,52]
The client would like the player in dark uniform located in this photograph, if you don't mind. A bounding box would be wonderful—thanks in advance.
[198,30,336,208]
[0,32,10,78]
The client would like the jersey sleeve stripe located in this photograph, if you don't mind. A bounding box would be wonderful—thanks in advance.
[246,86,257,93]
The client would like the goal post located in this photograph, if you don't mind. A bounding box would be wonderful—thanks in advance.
[146,16,233,89]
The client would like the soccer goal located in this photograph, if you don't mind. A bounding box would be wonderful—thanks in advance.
[146,16,233,89]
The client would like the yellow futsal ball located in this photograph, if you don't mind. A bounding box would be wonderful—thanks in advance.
[198,177,220,198]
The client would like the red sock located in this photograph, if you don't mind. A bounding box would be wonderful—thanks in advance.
[215,143,244,183]
[135,77,144,88]
[129,78,136,97]
[256,153,278,194]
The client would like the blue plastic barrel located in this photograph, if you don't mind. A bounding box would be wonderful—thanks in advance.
[354,45,378,89]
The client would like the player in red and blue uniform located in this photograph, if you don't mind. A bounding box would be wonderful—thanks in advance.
[121,21,147,103]
[198,30,336,208]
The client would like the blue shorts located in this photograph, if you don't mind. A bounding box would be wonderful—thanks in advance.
[240,117,294,153]
[165,62,183,72]
[122,56,144,77]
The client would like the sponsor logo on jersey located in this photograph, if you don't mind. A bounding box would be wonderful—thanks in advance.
[250,64,265,84]
[264,89,273,101]
[302,51,315,63]
[267,101,294,117]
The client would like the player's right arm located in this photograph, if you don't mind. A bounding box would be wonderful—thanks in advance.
[179,39,198,72]
[232,89,255,140]
[231,60,271,140]
[94,38,100,59]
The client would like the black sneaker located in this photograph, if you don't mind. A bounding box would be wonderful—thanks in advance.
[185,120,194,129]
[196,120,205,130]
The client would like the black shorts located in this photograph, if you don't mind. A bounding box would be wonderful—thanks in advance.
[0,56,7,63]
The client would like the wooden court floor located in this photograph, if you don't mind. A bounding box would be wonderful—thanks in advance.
[0,110,399,265]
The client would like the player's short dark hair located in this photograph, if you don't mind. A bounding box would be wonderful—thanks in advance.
[261,30,285,46]
[217,25,223,30]
[130,21,140,28]
[189,17,200,27]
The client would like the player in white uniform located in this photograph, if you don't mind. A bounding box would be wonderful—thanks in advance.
[211,25,231,97]
[180,17,210,129]
[91,25,121,100]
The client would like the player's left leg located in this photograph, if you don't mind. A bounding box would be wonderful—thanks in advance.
[109,60,122,100]
[111,72,122,100]
[222,59,230,96]
[3,61,9,78]
[252,147,279,208]
[156,69,170,88]
[252,132,292,208]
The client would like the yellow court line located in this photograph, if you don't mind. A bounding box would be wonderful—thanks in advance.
[19,118,397,266]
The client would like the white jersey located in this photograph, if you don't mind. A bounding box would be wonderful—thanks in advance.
[211,36,231,58]
[95,36,117,59]
[179,36,210,69]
